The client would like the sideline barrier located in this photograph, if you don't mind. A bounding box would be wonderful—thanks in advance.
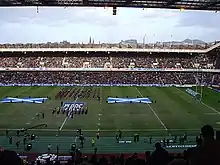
[208,86,220,93]
[0,83,195,87]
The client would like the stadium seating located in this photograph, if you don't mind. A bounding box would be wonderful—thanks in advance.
[0,42,219,86]
[0,53,217,69]
[0,42,218,69]
[0,71,218,85]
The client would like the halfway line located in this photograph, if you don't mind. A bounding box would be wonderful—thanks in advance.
[59,87,85,131]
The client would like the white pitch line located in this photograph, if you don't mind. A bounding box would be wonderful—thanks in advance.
[1,128,203,132]
[59,117,68,131]
[135,87,168,131]
[201,102,220,115]
[97,87,103,132]
[205,113,219,115]
[175,87,220,115]
[59,87,84,131]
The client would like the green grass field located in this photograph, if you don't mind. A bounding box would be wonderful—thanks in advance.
[0,86,220,137]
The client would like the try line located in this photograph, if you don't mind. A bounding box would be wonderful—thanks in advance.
[175,87,220,115]
[135,87,168,131]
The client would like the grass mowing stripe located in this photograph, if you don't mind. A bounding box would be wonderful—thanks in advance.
[135,87,168,131]
[59,87,85,131]
[175,87,220,115]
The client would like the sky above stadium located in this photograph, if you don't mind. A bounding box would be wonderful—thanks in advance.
[0,7,220,44]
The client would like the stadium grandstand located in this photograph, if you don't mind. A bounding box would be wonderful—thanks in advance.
[0,2,220,165]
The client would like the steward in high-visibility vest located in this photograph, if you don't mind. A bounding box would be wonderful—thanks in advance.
[23,159,27,165]
[92,138,95,147]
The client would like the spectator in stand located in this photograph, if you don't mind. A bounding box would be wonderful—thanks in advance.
[168,159,187,165]
[0,150,22,165]
[0,51,217,69]
[0,71,217,85]
[213,74,220,85]
[99,156,108,165]
[148,142,169,165]
[190,125,220,165]
[89,154,98,165]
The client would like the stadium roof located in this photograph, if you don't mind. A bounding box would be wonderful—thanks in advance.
[0,0,220,11]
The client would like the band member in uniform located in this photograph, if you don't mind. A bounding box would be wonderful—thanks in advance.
[52,109,56,115]
[96,132,100,139]
[118,130,122,139]
[41,112,45,119]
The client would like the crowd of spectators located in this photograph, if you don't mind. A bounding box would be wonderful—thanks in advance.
[0,43,218,85]
[0,53,217,69]
[111,54,217,69]
[0,42,214,49]
[0,71,218,85]
[213,74,220,85]
[1,125,220,165]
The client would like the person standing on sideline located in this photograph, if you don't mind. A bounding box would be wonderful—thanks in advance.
[48,144,52,153]
[96,132,100,139]
[149,136,152,144]
[5,129,8,137]
[94,147,97,154]
[92,138,95,147]
[16,140,20,148]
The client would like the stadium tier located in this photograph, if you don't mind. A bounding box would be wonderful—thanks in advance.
[0,43,219,86]
[0,42,219,70]
[0,53,218,69]
[0,42,220,165]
